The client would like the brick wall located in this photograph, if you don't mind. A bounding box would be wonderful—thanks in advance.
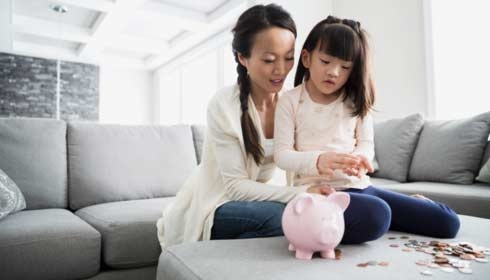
[0,52,99,121]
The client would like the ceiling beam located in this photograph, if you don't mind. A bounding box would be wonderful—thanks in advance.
[145,0,248,69]
[77,0,147,59]
[55,0,115,12]
[106,34,169,54]
[207,0,246,23]
[13,40,80,61]
[13,14,91,43]
[136,0,209,32]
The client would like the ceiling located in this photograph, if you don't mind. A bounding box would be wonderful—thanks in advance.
[7,0,249,70]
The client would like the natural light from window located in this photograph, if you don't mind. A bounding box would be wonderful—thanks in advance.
[430,0,490,120]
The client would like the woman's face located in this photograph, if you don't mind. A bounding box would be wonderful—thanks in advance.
[238,27,295,95]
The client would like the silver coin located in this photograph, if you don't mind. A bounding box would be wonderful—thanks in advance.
[458,268,473,274]
[428,263,439,269]
[475,258,489,263]
[440,267,454,273]
[420,270,433,276]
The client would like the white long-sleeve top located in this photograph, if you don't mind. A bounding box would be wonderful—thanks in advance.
[274,83,374,190]
[157,85,309,248]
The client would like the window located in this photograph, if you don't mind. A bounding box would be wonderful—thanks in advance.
[157,42,236,125]
[181,51,218,124]
[428,0,490,119]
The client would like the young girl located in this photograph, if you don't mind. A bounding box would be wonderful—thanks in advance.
[274,16,460,243]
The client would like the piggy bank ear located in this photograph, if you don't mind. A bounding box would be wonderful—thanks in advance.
[294,193,315,215]
[327,192,350,211]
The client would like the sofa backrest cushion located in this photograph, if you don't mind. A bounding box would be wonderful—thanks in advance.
[68,123,197,210]
[480,141,490,169]
[476,141,490,184]
[408,111,490,184]
[372,113,424,182]
[0,118,67,209]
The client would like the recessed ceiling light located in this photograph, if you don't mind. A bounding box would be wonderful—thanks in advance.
[50,4,68,14]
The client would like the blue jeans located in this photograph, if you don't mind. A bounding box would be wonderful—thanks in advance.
[210,186,460,243]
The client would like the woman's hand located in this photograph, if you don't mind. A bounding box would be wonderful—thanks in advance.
[316,152,360,177]
[306,185,336,196]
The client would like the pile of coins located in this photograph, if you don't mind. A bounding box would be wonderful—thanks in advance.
[394,236,489,276]
[355,236,489,276]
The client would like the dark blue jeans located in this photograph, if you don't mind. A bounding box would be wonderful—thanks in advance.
[210,186,460,244]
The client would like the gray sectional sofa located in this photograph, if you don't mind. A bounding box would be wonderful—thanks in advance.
[0,118,199,280]
[1,112,489,280]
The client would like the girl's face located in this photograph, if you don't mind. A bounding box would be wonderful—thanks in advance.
[301,47,353,97]
[238,27,295,95]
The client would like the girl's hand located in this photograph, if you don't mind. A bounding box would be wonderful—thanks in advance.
[316,152,360,177]
[343,155,375,178]
[306,185,336,196]
[357,155,374,173]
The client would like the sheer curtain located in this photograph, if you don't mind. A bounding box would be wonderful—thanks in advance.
[429,0,490,120]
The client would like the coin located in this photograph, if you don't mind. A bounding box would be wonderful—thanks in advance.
[357,263,368,268]
[460,254,475,260]
[428,263,440,269]
[390,244,399,248]
[458,267,473,274]
[378,261,389,267]
[388,237,396,240]
[367,260,377,266]
[475,258,489,263]
[420,270,433,276]
[400,236,410,239]
[440,267,454,273]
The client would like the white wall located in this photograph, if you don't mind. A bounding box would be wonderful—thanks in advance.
[99,63,154,124]
[0,0,12,53]
[332,0,428,120]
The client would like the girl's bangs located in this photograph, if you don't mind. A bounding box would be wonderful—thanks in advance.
[317,25,360,62]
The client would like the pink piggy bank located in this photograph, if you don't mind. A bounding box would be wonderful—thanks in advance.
[282,192,350,260]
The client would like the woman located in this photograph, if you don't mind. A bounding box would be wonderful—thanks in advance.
[157,4,369,248]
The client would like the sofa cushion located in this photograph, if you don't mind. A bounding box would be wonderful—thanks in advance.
[76,197,174,268]
[370,177,401,186]
[380,182,490,219]
[0,167,26,220]
[408,112,490,184]
[0,209,100,280]
[0,117,67,209]
[157,215,490,280]
[476,141,490,184]
[68,123,196,210]
[477,160,490,184]
[191,125,205,164]
[372,114,424,182]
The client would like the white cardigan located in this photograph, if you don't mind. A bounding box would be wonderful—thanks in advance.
[156,85,308,248]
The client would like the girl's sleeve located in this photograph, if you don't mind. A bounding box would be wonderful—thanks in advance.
[352,113,375,161]
[273,94,323,176]
[207,97,308,203]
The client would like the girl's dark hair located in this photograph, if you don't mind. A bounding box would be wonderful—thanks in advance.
[294,15,375,118]
[232,4,296,164]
